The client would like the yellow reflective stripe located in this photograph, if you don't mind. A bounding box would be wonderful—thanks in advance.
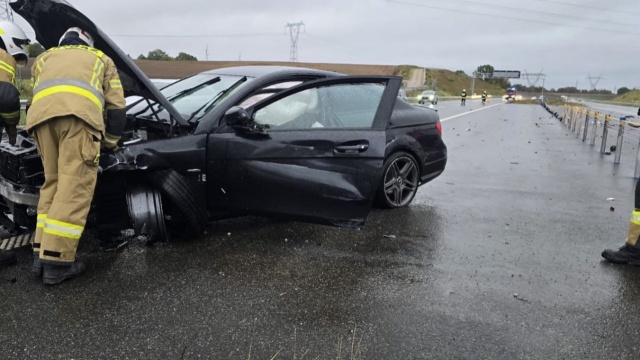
[47,45,104,58]
[0,60,15,83]
[32,85,103,110]
[104,133,120,146]
[0,110,20,118]
[43,227,82,240]
[45,219,84,232]
[631,211,640,225]
[37,214,47,229]
[43,218,84,240]
[90,57,104,90]
[109,79,122,89]
[0,60,16,77]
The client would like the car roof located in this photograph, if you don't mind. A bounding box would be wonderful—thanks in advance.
[203,65,343,77]
[201,65,342,78]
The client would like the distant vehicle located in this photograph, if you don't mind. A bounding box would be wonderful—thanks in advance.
[419,90,438,105]
[398,88,408,101]
[506,87,517,102]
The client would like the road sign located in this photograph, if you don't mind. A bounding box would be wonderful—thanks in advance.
[490,70,521,79]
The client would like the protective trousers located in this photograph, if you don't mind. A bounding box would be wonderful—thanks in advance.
[31,116,101,264]
[627,180,640,247]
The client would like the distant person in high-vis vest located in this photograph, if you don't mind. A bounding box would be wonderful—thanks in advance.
[603,181,640,265]
[0,21,30,271]
[461,89,467,106]
[26,27,126,285]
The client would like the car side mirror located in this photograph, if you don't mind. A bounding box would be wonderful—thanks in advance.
[223,106,268,135]
[224,106,251,128]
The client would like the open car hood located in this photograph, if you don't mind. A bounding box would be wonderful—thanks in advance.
[11,0,189,126]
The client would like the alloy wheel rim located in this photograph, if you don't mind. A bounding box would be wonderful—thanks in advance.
[383,156,419,207]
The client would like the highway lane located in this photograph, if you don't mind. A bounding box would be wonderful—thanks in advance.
[3,103,639,359]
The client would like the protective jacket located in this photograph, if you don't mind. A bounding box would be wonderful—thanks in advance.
[0,48,20,125]
[27,45,126,149]
[482,93,487,99]
[461,91,467,98]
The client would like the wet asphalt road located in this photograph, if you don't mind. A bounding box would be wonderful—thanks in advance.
[3,101,640,359]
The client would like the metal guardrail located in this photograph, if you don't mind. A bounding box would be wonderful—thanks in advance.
[560,104,640,178]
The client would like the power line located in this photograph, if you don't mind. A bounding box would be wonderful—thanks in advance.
[0,0,14,21]
[533,0,640,16]
[107,32,283,38]
[428,0,639,27]
[384,0,640,35]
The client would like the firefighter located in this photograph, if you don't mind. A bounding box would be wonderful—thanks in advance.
[602,181,640,265]
[0,21,30,270]
[461,89,467,106]
[27,27,126,285]
[481,91,487,105]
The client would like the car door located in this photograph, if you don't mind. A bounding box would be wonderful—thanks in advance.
[210,76,402,228]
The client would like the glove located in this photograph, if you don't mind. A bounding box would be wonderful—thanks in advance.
[5,123,17,146]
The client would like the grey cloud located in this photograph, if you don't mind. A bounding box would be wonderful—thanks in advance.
[12,0,640,89]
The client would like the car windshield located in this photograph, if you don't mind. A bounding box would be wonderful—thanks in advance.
[423,91,435,95]
[128,73,253,120]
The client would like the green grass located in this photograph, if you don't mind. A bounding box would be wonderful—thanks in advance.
[414,68,505,97]
[613,91,640,104]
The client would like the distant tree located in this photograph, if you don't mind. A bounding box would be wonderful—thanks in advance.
[475,64,509,88]
[557,87,580,94]
[455,70,466,75]
[26,43,45,58]
[476,64,494,76]
[175,52,198,61]
[145,49,173,61]
[618,87,632,96]
[137,54,147,60]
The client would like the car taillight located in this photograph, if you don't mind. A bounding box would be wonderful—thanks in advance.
[436,120,442,136]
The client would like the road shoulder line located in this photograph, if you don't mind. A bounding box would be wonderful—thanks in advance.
[441,103,504,122]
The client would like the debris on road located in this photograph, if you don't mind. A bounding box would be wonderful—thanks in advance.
[513,293,529,302]
[610,207,615,212]
[607,198,615,202]
[383,235,397,239]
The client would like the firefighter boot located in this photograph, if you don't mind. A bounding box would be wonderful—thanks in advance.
[0,251,16,268]
[42,261,86,286]
[602,214,640,265]
[32,255,43,277]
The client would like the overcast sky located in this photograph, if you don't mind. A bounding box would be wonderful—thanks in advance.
[12,0,640,90]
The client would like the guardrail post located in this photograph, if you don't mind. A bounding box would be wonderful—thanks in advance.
[576,108,584,137]
[582,110,591,142]
[572,108,577,132]
[615,117,626,165]
[590,112,599,146]
[600,114,610,155]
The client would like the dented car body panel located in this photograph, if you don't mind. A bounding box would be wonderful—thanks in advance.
[0,0,447,239]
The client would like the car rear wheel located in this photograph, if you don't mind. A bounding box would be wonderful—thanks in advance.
[376,152,420,208]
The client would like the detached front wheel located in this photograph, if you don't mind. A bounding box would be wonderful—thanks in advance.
[376,152,420,208]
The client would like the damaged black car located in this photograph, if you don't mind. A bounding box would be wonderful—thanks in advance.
[0,0,447,243]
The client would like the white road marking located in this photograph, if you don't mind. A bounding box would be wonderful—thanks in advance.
[441,103,504,122]
[585,103,637,115]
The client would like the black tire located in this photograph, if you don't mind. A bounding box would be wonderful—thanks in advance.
[149,169,207,237]
[375,152,420,209]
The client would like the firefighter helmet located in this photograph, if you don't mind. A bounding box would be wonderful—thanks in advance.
[59,27,95,48]
[0,21,30,67]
